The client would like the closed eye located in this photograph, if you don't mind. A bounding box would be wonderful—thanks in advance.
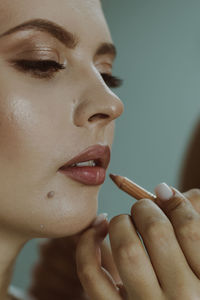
[9,59,66,79]
[101,73,123,88]
[9,59,123,87]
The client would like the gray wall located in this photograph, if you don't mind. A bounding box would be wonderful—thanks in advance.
[11,0,200,292]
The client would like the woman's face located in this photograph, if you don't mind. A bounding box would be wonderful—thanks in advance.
[0,0,123,238]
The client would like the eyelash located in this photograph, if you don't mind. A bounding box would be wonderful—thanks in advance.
[11,59,123,88]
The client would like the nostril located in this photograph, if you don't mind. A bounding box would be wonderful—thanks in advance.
[88,113,109,122]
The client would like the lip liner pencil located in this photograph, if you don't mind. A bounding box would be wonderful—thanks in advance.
[109,174,157,201]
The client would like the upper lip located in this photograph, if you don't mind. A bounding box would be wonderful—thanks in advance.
[59,144,111,170]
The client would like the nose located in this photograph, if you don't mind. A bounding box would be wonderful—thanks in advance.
[73,76,124,128]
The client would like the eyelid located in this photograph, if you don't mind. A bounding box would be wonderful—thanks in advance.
[96,62,113,75]
[9,59,66,80]
[16,48,60,61]
[101,73,123,89]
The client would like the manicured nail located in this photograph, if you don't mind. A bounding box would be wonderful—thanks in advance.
[92,213,108,227]
[154,183,173,201]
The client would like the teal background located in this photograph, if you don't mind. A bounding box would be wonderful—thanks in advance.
[11,0,200,293]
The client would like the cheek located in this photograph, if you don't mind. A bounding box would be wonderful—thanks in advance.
[0,80,100,237]
[0,71,69,172]
[0,91,50,177]
[0,68,116,237]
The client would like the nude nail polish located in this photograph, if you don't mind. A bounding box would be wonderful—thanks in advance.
[92,213,108,227]
[154,183,173,201]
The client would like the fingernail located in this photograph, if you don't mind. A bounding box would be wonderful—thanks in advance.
[92,213,108,227]
[154,182,174,201]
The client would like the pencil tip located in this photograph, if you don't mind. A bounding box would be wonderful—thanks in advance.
[109,174,116,180]
[109,173,123,188]
[109,173,117,181]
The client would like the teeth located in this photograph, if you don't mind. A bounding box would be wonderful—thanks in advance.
[71,160,96,167]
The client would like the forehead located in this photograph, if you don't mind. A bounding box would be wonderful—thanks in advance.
[0,0,112,46]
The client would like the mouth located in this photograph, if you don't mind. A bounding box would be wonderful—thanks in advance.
[58,144,111,185]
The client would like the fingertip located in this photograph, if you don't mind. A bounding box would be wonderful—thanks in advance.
[154,182,174,201]
[96,221,109,242]
[92,213,108,227]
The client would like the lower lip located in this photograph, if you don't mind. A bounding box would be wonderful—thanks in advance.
[59,166,106,185]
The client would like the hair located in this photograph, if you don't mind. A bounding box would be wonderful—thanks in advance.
[178,118,200,192]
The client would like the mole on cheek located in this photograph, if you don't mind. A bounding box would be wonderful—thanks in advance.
[47,191,55,198]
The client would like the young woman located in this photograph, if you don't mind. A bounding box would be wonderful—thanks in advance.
[0,1,200,299]
[0,0,123,299]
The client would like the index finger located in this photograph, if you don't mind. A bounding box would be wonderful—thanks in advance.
[108,214,162,299]
[155,184,200,279]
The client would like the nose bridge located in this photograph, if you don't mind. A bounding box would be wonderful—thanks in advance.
[73,70,124,128]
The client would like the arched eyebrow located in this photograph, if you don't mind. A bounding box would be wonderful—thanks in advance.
[95,42,117,59]
[0,18,117,58]
[0,18,78,48]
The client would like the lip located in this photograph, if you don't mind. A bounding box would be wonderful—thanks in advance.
[59,144,111,170]
[58,144,111,185]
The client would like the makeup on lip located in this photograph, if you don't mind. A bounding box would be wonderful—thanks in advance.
[59,145,110,186]
[109,174,157,201]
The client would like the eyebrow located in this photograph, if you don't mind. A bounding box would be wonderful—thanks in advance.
[0,18,117,58]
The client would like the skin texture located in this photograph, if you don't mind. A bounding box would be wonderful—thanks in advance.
[76,188,200,300]
[28,123,200,299]
[29,236,121,300]
[29,189,200,300]
[1,1,200,300]
[0,0,124,299]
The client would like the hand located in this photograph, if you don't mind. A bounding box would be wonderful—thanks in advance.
[28,234,120,300]
[76,187,200,300]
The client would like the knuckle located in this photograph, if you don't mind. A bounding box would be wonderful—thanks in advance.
[134,198,151,208]
[115,242,140,263]
[188,188,200,196]
[183,211,199,222]
[131,198,152,214]
[109,214,129,228]
[144,219,172,241]
[178,220,200,242]
[163,194,187,214]
[77,264,96,281]
[184,188,200,200]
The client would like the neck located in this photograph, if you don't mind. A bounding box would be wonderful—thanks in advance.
[0,227,28,300]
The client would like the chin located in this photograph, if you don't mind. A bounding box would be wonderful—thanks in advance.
[29,195,98,239]
[35,218,96,239]
[21,179,100,239]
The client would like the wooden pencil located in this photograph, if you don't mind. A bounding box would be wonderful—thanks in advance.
[109,174,156,201]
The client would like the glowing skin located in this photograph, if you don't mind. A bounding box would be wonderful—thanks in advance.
[0,0,124,299]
